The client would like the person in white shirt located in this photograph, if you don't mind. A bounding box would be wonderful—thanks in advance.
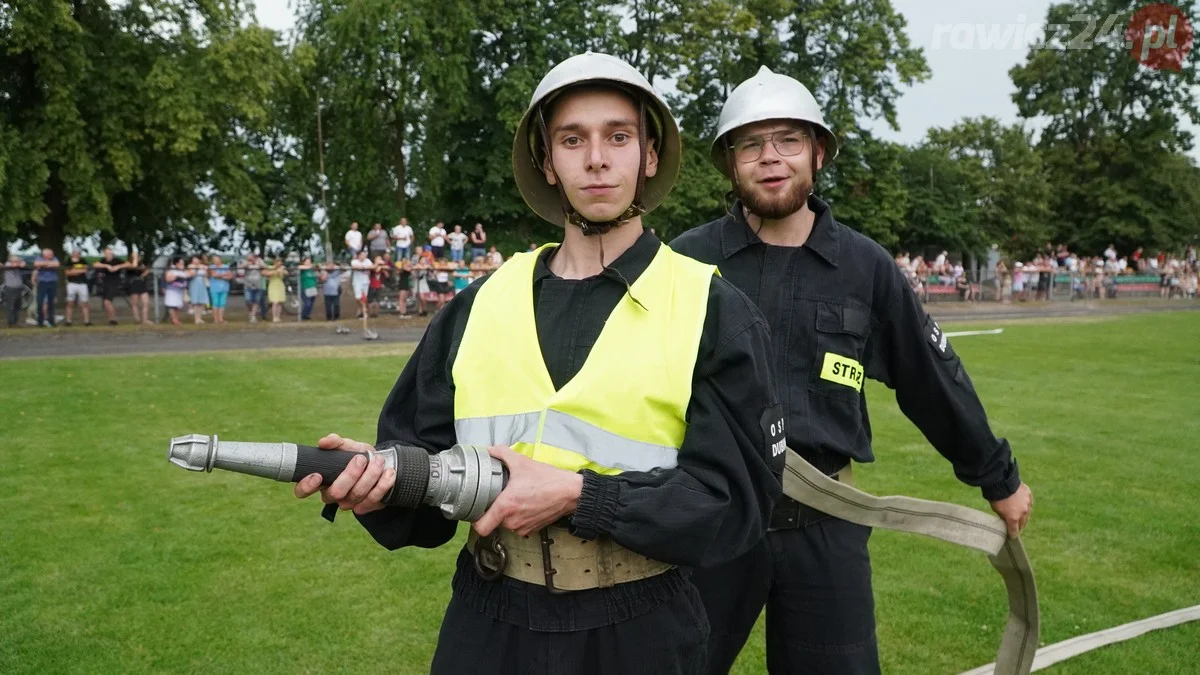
[392,217,414,260]
[431,260,453,310]
[486,245,503,266]
[1104,244,1117,261]
[447,224,468,262]
[350,250,374,318]
[908,255,923,275]
[345,222,363,258]
[428,221,447,259]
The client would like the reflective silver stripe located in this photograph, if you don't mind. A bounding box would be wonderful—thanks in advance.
[455,410,679,473]
[541,409,677,472]
[455,413,541,446]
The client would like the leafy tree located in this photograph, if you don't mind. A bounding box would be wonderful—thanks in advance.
[1010,0,1200,254]
[1,1,292,258]
[904,117,1052,258]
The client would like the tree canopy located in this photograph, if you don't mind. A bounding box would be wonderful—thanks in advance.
[2,0,1197,260]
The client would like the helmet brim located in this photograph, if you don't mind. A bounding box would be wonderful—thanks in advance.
[512,82,681,227]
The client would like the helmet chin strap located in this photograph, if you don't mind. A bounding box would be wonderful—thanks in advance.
[537,100,649,237]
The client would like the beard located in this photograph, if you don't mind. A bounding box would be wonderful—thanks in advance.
[737,174,811,220]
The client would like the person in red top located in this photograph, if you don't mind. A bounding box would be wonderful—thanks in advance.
[368,255,386,317]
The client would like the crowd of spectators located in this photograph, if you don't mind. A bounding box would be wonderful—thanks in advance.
[4,246,154,327]
[7,234,1196,329]
[894,243,1199,303]
[994,243,1198,302]
[0,219,511,329]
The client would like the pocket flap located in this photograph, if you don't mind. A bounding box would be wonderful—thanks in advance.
[815,302,842,333]
[815,302,869,339]
[842,306,869,339]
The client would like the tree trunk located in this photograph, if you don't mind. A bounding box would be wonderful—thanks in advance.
[34,167,69,307]
[394,51,408,218]
[394,110,407,217]
[38,166,68,260]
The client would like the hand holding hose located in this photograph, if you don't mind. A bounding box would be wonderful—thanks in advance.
[989,482,1033,538]
[294,434,397,515]
[471,445,583,538]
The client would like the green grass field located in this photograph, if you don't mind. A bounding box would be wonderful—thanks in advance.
[2,313,1197,674]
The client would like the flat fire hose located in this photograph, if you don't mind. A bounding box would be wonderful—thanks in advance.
[783,449,1039,675]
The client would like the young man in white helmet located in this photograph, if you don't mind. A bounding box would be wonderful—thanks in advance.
[671,66,1034,674]
[295,53,785,674]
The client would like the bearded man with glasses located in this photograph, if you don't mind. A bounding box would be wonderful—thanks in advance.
[671,66,1033,675]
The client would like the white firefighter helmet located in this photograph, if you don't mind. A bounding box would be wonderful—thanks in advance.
[710,65,840,178]
[512,52,681,229]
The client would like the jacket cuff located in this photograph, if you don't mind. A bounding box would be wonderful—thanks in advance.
[568,469,619,540]
[981,458,1021,502]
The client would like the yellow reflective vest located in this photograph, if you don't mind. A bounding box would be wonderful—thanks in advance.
[452,242,716,475]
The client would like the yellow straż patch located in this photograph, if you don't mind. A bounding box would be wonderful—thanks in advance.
[820,353,864,391]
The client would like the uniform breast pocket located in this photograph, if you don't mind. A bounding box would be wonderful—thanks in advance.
[808,301,869,402]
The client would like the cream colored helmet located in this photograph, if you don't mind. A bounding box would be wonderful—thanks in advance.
[512,52,681,232]
[710,66,839,179]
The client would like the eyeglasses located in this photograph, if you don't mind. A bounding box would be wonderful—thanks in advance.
[730,129,811,164]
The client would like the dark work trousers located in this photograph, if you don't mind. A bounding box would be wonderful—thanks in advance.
[691,515,880,675]
[430,557,711,675]
[323,294,340,321]
[3,286,23,326]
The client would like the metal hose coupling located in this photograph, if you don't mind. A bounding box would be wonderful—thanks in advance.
[167,434,507,521]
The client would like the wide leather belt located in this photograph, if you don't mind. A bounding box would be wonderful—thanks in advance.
[466,524,674,593]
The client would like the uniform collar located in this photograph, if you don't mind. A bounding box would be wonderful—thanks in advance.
[720,195,840,267]
[535,228,660,286]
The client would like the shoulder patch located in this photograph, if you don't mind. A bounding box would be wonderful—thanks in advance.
[760,405,787,474]
[924,315,957,361]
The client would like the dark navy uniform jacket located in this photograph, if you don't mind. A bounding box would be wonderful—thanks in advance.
[671,196,1021,501]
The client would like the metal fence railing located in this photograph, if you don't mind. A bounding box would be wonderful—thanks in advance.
[8,258,1198,327]
[146,260,505,324]
[902,268,1198,304]
[6,258,508,326]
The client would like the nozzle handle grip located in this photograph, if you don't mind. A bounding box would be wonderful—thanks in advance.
[290,445,368,484]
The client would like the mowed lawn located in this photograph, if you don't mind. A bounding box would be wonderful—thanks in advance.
[1,313,1197,674]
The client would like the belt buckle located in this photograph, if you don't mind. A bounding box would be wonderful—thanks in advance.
[769,498,801,530]
[472,531,507,582]
[539,528,567,595]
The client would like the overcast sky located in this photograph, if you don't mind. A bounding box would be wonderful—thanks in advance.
[253,0,1197,156]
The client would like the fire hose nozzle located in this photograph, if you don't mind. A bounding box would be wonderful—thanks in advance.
[167,435,506,521]
[168,434,217,472]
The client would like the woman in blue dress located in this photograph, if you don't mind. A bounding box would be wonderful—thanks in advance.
[187,255,210,324]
